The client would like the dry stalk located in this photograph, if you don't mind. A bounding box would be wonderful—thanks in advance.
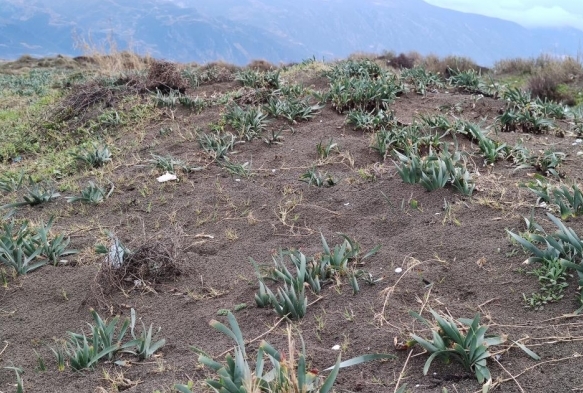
[375,256,423,326]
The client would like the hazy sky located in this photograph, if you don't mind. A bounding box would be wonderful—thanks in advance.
[424,0,583,31]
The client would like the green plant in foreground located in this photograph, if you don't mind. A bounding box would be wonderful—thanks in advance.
[66,181,114,204]
[409,310,507,385]
[60,307,165,370]
[0,217,77,274]
[127,308,166,360]
[175,312,394,393]
[33,217,78,265]
[523,256,568,309]
[508,213,583,313]
[316,138,338,159]
[4,366,24,393]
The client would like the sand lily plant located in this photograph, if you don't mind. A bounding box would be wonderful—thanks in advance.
[175,312,394,393]
[66,181,114,204]
[409,310,507,385]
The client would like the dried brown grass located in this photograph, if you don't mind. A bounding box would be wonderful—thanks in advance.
[73,31,151,75]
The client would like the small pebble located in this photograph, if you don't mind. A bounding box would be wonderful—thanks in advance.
[395,267,403,274]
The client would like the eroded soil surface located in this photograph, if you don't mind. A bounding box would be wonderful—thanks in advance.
[1,61,582,393]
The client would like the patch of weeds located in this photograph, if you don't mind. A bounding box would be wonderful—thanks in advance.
[264,95,323,123]
[178,95,206,112]
[567,105,583,135]
[235,68,281,89]
[299,167,336,187]
[198,131,238,160]
[0,171,28,194]
[152,88,180,108]
[1,182,60,209]
[346,108,393,131]
[522,176,583,220]
[409,310,526,385]
[447,68,492,96]
[175,312,393,393]
[0,217,77,275]
[394,149,475,195]
[95,110,124,130]
[220,159,251,178]
[262,128,284,146]
[523,257,568,309]
[55,308,165,370]
[148,153,200,174]
[316,138,338,159]
[497,87,558,134]
[224,104,270,141]
[66,181,114,204]
[400,66,445,95]
[327,72,403,113]
[72,142,112,168]
[507,212,583,313]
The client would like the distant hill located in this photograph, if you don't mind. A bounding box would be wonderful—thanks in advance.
[1,0,582,66]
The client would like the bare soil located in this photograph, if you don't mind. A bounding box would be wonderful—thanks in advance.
[1,66,583,393]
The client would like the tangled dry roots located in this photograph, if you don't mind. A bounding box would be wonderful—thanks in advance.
[146,59,186,93]
[89,241,181,310]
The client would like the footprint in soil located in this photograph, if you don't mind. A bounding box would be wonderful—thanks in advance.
[191,243,218,256]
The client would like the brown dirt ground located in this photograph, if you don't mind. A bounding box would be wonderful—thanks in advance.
[1,65,583,393]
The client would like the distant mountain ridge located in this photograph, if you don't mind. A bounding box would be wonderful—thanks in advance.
[1,0,582,66]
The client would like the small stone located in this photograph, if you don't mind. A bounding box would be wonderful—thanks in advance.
[395,267,403,274]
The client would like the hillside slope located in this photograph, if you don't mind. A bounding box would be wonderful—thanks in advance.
[1,0,582,65]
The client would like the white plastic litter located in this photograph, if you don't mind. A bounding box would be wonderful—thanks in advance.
[106,239,125,268]
[331,345,340,351]
[395,267,403,274]
[157,172,177,183]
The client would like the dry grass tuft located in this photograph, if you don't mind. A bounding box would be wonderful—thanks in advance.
[423,54,484,76]
[197,61,240,83]
[73,32,151,75]
[246,59,277,71]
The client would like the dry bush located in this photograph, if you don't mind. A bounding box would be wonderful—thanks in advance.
[424,54,483,76]
[348,51,380,61]
[495,55,583,77]
[89,241,181,310]
[526,56,583,103]
[74,32,151,74]
[198,61,240,83]
[247,59,277,71]
[494,57,537,74]
[385,51,422,70]
[50,74,147,127]
[146,59,187,93]
[50,80,118,124]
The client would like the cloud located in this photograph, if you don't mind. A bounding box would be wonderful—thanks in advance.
[424,0,583,31]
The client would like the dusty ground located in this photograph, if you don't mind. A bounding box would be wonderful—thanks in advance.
[0,58,582,393]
